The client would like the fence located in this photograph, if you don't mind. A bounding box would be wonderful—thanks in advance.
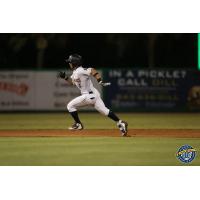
[0,69,200,112]
[103,69,200,112]
[0,70,102,111]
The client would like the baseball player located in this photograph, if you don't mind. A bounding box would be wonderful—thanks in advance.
[58,54,128,136]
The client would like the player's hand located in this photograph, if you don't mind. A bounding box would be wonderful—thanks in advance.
[99,81,111,87]
[58,71,68,79]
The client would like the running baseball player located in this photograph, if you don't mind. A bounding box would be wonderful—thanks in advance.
[58,54,128,136]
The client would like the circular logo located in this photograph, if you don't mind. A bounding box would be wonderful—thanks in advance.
[176,145,196,163]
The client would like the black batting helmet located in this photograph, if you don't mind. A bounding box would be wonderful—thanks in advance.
[65,54,82,66]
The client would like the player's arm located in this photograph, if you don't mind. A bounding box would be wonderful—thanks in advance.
[90,68,111,86]
[58,71,73,85]
[90,68,102,82]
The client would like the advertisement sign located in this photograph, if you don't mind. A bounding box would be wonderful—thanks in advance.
[0,70,102,111]
[0,71,35,110]
[103,69,200,111]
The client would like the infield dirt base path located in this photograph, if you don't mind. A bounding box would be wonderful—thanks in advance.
[0,129,200,138]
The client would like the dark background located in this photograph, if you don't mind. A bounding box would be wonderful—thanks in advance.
[0,33,197,69]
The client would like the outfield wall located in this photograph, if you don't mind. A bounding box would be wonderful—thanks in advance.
[0,70,102,111]
[0,69,200,112]
[103,69,200,112]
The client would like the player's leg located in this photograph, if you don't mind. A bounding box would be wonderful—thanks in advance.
[94,97,128,136]
[67,95,87,130]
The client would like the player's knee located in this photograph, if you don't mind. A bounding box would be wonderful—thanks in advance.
[97,108,110,116]
[104,109,110,116]
[67,102,77,112]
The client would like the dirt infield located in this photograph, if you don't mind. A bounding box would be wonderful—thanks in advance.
[0,129,200,138]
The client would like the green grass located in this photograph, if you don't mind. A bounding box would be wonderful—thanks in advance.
[1,112,200,130]
[0,137,199,166]
[0,113,200,166]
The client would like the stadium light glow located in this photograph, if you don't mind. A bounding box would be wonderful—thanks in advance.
[198,33,200,70]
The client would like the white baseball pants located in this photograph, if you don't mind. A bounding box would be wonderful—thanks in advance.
[67,89,110,116]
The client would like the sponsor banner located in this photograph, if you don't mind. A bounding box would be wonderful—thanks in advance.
[0,71,35,110]
[103,69,200,111]
[0,71,102,111]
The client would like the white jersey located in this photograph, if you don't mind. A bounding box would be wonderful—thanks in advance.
[67,66,109,116]
[70,66,95,94]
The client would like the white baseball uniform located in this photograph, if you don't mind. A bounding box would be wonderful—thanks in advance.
[67,66,110,116]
